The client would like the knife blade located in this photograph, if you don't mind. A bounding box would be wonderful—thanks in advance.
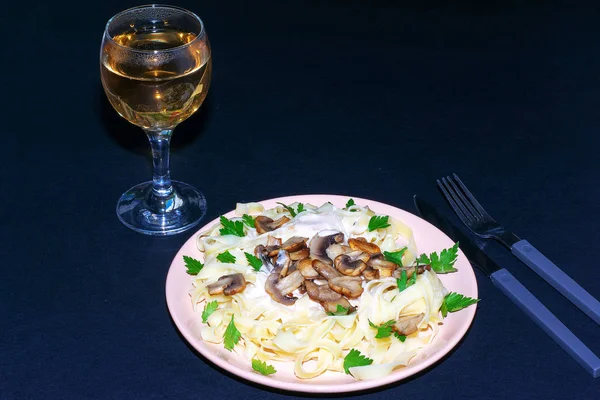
[414,195,600,378]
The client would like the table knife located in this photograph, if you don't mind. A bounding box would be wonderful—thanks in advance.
[413,195,600,378]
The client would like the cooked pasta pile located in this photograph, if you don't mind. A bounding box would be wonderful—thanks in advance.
[190,201,447,380]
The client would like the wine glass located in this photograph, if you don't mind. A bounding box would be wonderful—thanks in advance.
[100,4,212,235]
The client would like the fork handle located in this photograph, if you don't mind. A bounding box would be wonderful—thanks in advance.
[490,268,600,378]
[512,239,600,325]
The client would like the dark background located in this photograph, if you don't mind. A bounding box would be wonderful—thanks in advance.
[2,0,600,399]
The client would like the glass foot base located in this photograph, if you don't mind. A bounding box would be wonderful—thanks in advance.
[116,181,207,236]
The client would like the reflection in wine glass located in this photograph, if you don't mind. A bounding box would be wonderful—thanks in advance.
[100,5,212,235]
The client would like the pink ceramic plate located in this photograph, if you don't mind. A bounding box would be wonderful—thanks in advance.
[165,194,478,393]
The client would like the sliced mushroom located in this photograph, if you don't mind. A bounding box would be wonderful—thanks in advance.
[289,247,310,261]
[334,252,369,276]
[362,267,380,281]
[297,258,320,279]
[393,265,431,279]
[254,244,274,270]
[305,280,342,303]
[264,268,296,306]
[348,237,381,255]
[274,249,292,277]
[312,259,342,280]
[393,313,424,336]
[275,270,304,296]
[280,236,308,252]
[309,231,344,261]
[321,297,355,314]
[325,244,351,261]
[328,276,364,298]
[367,254,397,277]
[254,216,291,234]
[206,273,247,296]
[266,236,282,247]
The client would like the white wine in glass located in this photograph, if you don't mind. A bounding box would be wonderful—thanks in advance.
[100,5,212,235]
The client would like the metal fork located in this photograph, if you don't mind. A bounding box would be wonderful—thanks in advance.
[437,173,600,325]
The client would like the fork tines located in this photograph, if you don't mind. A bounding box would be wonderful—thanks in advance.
[437,174,492,225]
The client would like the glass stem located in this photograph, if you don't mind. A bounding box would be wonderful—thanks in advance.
[145,129,174,198]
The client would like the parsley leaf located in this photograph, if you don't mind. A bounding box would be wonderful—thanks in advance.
[394,332,406,342]
[383,247,407,266]
[368,215,391,231]
[245,252,263,271]
[242,214,255,229]
[224,315,241,351]
[276,202,297,217]
[368,319,396,339]
[343,349,373,374]
[252,359,277,375]
[346,198,355,208]
[296,203,305,214]
[326,304,355,316]
[201,301,218,324]
[183,255,204,275]
[417,242,459,273]
[397,270,408,292]
[216,251,236,264]
[219,216,245,237]
[409,266,417,285]
[442,292,479,318]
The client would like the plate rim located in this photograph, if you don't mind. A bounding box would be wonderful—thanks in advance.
[165,194,478,393]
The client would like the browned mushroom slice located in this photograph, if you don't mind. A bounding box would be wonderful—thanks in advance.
[309,231,344,261]
[264,268,297,306]
[328,276,364,298]
[297,259,320,279]
[254,216,291,234]
[275,270,304,296]
[312,259,342,280]
[367,254,397,277]
[392,313,424,336]
[333,252,369,276]
[362,267,380,281]
[206,273,247,296]
[321,297,356,315]
[280,236,308,252]
[392,265,431,279]
[305,280,342,302]
[289,247,310,261]
[348,237,381,255]
[266,236,282,247]
[274,250,292,277]
[325,244,351,261]
[254,245,275,270]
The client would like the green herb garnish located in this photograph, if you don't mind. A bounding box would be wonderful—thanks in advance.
[252,359,277,375]
[201,301,218,324]
[245,252,263,271]
[223,315,241,351]
[343,349,373,374]
[441,292,479,318]
[183,255,204,275]
[383,247,407,266]
[242,214,255,229]
[417,242,459,274]
[368,319,396,339]
[326,304,355,316]
[216,251,236,264]
[368,215,391,231]
[219,216,245,237]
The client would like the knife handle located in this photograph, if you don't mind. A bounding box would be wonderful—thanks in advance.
[490,268,600,378]
[512,239,600,325]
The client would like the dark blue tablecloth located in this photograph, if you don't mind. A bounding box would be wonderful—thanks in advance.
[2,1,599,398]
